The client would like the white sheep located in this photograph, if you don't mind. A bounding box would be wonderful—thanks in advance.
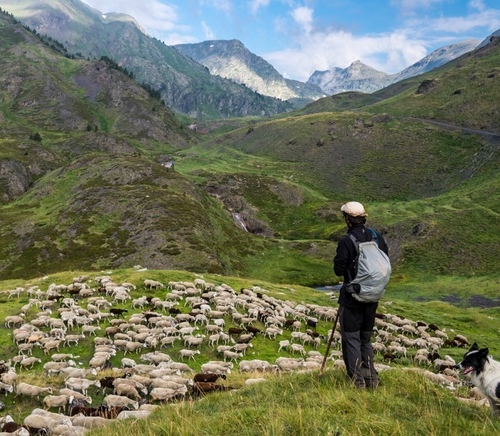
[58,388,92,405]
[70,414,116,429]
[64,378,100,397]
[0,381,14,396]
[43,394,74,413]
[149,386,187,402]
[179,349,201,360]
[102,394,139,409]
[16,382,53,399]
[114,384,142,402]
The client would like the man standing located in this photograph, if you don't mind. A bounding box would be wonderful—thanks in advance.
[333,201,389,389]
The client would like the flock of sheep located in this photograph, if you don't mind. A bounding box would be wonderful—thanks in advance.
[0,274,487,434]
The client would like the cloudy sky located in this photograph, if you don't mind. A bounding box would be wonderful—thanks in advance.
[81,0,500,82]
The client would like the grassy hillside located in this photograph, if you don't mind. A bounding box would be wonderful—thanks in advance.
[0,269,499,434]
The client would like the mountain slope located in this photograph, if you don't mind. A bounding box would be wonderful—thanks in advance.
[0,11,268,279]
[0,0,292,118]
[307,60,394,94]
[175,39,323,102]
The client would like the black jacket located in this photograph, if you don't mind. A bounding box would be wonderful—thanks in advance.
[333,224,389,307]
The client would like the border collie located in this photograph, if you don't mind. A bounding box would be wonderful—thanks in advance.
[456,343,500,418]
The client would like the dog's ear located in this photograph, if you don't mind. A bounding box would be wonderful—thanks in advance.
[479,348,489,357]
[470,342,479,352]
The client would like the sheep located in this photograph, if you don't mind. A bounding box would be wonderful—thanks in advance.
[64,378,101,397]
[5,315,25,329]
[179,349,201,361]
[43,395,74,413]
[0,381,14,396]
[116,410,152,420]
[16,382,53,399]
[144,279,164,290]
[191,382,232,396]
[150,386,187,402]
[244,378,267,386]
[200,363,232,375]
[44,361,75,377]
[114,384,142,402]
[223,350,242,363]
[51,353,75,362]
[275,357,304,372]
[290,343,306,356]
[23,413,64,434]
[58,388,92,405]
[193,373,226,383]
[278,340,290,352]
[43,340,62,355]
[19,357,42,370]
[102,394,139,410]
[70,414,116,429]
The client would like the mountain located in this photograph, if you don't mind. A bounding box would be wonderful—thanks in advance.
[307,60,394,95]
[0,9,261,279]
[174,39,324,103]
[307,41,479,95]
[393,39,479,81]
[0,0,292,119]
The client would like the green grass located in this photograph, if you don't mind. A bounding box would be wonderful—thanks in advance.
[82,369,500,436]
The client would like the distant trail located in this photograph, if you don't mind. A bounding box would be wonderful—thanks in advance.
[413,118,500,179]
[414,118,500,139]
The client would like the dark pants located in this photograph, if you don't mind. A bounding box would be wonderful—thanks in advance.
[339,304,378,384]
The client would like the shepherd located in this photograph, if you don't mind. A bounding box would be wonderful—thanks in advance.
[333,201,389,389]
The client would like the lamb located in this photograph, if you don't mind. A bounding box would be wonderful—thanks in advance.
[43,394,74,413]
[15,382,53,399]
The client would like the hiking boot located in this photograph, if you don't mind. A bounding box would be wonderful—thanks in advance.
[361,367,379,389]
[364,377,380,389]
[353,378,366,389]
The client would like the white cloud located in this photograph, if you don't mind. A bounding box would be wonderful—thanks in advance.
[291,6,314,34]
[249,0,271,14]
[264,29,428,81]
[201,0,232,13]
[82,0,180,33]
[469,0,486,12]
[202,21,216,40]
[390,0,446,14]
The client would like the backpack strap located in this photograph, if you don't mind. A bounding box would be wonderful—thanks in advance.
[367,227,378,243]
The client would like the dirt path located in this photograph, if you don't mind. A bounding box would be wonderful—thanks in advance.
[413,118,500,179]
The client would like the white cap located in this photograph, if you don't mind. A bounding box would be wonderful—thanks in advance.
[341,201,367,217]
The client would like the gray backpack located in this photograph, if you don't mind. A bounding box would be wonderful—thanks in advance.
[347,229,391,303]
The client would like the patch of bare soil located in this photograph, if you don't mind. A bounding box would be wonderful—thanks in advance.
[440,294,500,308]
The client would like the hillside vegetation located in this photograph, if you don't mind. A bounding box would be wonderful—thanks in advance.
[0,12,499,293]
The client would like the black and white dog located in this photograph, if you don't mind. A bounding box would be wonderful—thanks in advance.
[456,343,500,418]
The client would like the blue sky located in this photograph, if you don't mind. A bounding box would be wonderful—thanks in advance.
[81,0,500,81]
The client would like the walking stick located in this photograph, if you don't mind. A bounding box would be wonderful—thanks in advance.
[318,307,340,379]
